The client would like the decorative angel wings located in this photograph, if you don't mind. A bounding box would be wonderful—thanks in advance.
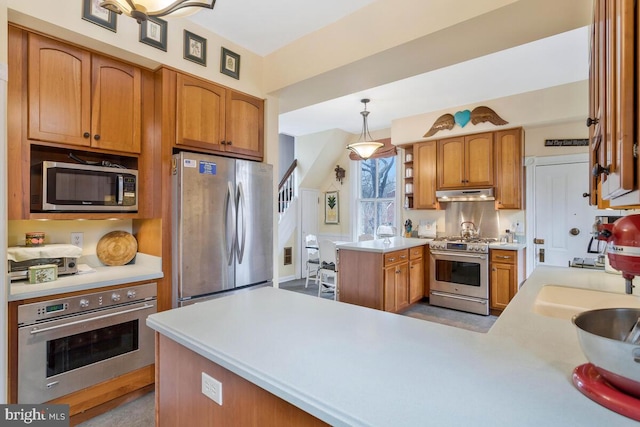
[423,106,508,137]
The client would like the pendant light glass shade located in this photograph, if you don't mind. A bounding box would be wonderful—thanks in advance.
[100,0,215,22]
[346,99,383,160]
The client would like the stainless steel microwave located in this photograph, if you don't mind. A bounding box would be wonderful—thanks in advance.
[31,161,138,212]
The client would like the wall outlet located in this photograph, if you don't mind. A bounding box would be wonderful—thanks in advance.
[71,232,83,248]
[201,372,222,405]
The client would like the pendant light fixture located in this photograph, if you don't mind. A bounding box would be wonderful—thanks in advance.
[100,0,215,23]
[346,99,384,160]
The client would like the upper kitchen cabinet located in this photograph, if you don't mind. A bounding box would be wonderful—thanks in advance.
[588,0,637,206]
[174,71,264,160]
[176,73,226,152]
[437,133,494,190]
[413,140,438,209]
[494,128,524,209]
[27,33,142,154]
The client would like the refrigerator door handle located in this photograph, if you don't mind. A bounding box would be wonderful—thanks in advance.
[224,181,236,265]
[236,182,246,263]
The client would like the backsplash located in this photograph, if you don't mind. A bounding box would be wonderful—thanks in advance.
[443,201,500,238]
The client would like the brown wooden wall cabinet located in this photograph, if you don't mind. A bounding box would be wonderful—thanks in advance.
[494,128,524,209]
[403,127,523,210]
[174,70,264,160]
[588,0,639,208]
[413,140,439,209]
[489,248,525,313]
[28,33,142,154]
[437,132,494,190]
[338,245,426,313]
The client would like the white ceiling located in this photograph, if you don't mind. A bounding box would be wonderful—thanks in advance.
[188,1,589,137]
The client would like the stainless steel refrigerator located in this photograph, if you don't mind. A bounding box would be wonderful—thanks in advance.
[172,152,273,307]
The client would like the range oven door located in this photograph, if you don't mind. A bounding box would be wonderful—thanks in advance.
[17,299,156,403]
[429,250,489,315]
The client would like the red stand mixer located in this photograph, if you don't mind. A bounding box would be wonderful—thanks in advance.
[595,214,640,294]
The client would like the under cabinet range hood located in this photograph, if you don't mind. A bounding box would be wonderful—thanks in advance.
[436,188,495,202]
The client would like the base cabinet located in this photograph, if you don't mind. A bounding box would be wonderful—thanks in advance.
[338,245,427,313]
[490,249,525,312]
[157,334,327,427]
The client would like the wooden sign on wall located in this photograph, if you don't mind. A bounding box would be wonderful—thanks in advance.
[544,139,589,147]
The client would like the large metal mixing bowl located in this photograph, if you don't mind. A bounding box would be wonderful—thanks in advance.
[573,308,640,397]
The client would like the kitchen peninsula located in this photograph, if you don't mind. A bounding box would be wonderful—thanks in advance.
[147,266,640,426]
[336,237,429,312]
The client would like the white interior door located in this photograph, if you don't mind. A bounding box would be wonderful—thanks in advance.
[534,161,612,267]
[300,189,319,278]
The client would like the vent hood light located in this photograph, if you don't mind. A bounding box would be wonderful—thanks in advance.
[436,188,495,202]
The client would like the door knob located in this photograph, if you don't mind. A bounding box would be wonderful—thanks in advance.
[569,228,580,236]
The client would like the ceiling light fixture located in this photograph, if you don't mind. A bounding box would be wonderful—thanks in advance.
[346,99,384,160]
[100,0,215,23]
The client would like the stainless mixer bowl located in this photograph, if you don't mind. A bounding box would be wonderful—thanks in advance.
[572,308,640,397]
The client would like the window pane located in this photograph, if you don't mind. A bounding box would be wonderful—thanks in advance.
[377,157,396,198]
[359,201,376,235]
[360,159,376,198]
[377,201,395,228]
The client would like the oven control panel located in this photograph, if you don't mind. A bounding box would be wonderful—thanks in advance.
[429,241,489,253]
[18,282,157,326]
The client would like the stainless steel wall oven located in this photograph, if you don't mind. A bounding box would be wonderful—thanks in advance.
[17,282,157,403]
[429,238,491,315]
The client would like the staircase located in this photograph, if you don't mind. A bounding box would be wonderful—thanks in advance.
[277,160,297,252]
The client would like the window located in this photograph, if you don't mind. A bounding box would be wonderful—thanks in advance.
[357,156,397,236]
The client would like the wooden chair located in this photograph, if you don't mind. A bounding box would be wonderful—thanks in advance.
[305,234,320,288]
[317,240,338,300]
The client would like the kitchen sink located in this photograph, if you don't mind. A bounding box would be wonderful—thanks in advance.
[532,285,640,320]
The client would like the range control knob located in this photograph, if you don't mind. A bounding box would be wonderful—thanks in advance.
[127,290,136,299]
[79,299,90,308]
[111,293,121,302]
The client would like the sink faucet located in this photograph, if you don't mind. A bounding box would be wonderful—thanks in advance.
[626,278,635,295]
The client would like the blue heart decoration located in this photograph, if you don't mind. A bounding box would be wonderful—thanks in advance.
[454,110,471,128]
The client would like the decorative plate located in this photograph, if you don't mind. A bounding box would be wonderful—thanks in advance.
[96,231,137,266]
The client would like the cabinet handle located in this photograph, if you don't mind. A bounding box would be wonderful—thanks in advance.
[400,255,407,259]
[496,255,511,259]
[221,140,226,145]
[93,134,101,141]
[388,257,395,262]
[586,117,599,127]
[227,140,232,145]
[83,132,90,138]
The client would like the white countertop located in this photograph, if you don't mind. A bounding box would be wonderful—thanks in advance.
[489,241,526,250]
[336,237,428,253]
[10,253,163,301]
[147,266,640,426]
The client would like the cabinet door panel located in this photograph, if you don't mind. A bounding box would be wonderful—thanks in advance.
[396,263,409,311]
[413,141,437,209]
[465,133,494,187]
[437,137,465,189]
[494,129,522,209]
[383,265,396,312]
[409,258,424,303]
[224,91,264,159]
[91,55,141,153]
[176,74,226,151]
[490,263,514,311]
[28,33,91,146]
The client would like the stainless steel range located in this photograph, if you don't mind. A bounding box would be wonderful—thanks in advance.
[429,236,497,315]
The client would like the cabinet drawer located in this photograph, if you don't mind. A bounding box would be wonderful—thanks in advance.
[491,249,516,264]
[384,250,408,266]
[409,246,424,260]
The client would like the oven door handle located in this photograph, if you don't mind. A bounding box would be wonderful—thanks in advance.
[28,303,155,335]
[430,250,487,259]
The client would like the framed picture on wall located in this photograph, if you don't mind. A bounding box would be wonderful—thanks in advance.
[325,191,339,224]
[140,16,167,51]
[220,47,240,79]
[184,30,207,66]
[82,0,117,32]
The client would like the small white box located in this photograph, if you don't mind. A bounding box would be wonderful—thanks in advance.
[28,264,58,284]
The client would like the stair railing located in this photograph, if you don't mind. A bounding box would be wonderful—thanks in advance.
[278,159,297,220]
